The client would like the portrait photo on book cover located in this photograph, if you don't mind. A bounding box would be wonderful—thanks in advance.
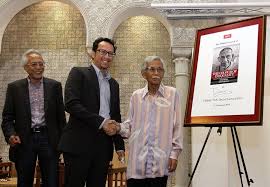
[211,44,240,85]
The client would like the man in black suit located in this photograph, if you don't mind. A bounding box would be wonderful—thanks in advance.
[1,49,66,187]
[58,37,125,187]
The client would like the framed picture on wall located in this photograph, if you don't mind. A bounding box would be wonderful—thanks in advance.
[185,16,266,127]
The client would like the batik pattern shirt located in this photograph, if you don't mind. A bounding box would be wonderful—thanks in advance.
[119,84,183,179]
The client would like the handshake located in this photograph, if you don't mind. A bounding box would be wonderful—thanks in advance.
[102,120,121,136]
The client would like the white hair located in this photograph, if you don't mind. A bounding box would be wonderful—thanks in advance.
[141,56,165,73]
[20,49,43,67]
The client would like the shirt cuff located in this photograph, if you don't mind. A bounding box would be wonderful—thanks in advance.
[119,123,126,136]
[99,118,109,129]
[116,150,124,153]
[169,149,181,160]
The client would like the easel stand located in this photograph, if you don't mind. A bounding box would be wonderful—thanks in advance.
[187,126,254,187]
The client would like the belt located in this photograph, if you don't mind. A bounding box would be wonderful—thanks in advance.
[31,126,47,133]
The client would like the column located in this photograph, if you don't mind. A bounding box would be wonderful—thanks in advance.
[172,47,191,187]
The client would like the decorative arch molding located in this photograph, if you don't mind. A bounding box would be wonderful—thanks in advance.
[101,3,172,45]
[0,0,173,53]
[0,0,89,53]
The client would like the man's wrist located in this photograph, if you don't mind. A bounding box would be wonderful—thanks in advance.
[99,118,109,129]
[116,123,121,134]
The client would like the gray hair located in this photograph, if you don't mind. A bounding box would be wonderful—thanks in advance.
[20,49,43,67]
[141,56,165,72]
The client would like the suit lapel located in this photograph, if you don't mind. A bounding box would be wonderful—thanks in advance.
[43,78,49,114]
[22,78,31,125]
[89,65,100,102]
[109,79,114,111]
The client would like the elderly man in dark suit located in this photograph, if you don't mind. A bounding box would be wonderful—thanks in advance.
[58,37,125,187]
[1,49,66,187]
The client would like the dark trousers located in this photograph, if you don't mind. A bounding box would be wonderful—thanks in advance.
[127,176,168,187]
[63,152,110,187]
[15,130,58,187]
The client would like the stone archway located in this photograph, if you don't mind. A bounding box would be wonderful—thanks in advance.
[104,6,172,41]
[0,0,89,52]
[0,0,172,51]
[111,15,173,117]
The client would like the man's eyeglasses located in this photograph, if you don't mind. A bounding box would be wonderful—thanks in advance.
[30,61,45,67]
[145,67,164,73]
[96,49,116,57]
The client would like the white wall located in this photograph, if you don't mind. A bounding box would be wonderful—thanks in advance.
[191,127,229,187]
[191,16,270,187]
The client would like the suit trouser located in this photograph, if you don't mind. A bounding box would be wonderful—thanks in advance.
[127,176,168,187]
[15,130,58,187]
[63,152,110,187]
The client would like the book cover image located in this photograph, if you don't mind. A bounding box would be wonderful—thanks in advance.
[211,44,240,85]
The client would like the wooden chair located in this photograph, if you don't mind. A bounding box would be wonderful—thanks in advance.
[58,162,64,187]
[35,162,126,187]
[35,162,64,187]
[0,162,12,179]
[107,164,127,187]
[35,164,41,187]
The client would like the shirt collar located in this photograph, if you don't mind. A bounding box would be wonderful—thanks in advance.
[91,63,111,80]
[27,77,43,85]
[142,83,165,99]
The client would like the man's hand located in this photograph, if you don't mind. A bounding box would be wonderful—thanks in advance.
[114,122,121,133]
[168,158,178,172]
[8,135,21,147]
[103,120,118,136]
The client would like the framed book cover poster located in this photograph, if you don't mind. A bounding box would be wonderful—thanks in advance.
[185,16,266,126]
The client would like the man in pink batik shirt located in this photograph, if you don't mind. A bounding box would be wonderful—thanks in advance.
[109,56,183,187]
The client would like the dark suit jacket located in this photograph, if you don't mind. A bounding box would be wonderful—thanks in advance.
[58,66,124,161]
[1,77,66,161]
